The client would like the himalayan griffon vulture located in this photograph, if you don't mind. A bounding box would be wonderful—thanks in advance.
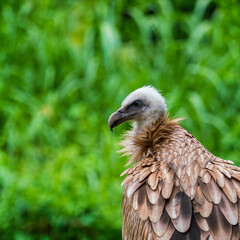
[108,86,240,240]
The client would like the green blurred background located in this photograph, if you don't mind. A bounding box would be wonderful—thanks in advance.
[0,0,240,239]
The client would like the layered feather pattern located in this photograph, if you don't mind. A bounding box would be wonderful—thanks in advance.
[121,116,240,240]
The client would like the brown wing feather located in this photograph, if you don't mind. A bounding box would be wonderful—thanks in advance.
[157,222,175,240]
[206,204,232,240]
[165,191,182,219]
[137,185,148,221]
[231,224,240,240]
[206,178,222,204]
[147,170,159,190]
[218,191,238,225]
[152,209,170,237]
[195,213,209,232]
[126,180,143,198]
[222,177,237,203]
[147,192,165,222]
[162,179,174,199]
[171,193,192,233]
[146,184,160,204]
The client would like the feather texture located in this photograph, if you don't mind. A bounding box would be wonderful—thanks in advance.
[119,115,240,240]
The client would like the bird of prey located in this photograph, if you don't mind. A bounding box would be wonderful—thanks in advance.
[108,86,240,240]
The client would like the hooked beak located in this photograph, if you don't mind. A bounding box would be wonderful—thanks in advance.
[108,107,133,131]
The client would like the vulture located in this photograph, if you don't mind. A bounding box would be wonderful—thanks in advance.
[108,86,240,240]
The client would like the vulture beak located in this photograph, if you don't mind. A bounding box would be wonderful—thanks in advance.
[108,107,131,131]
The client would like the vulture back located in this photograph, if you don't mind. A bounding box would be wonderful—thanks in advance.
[120,116,240,240]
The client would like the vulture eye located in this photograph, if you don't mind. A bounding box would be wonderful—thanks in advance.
[133,100,142,107]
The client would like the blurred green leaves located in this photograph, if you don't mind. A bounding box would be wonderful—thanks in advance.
[0,0,240,239]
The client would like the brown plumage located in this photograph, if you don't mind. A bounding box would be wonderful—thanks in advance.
[108,86,240,240]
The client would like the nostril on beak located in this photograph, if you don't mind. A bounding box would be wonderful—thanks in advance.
[117,107,124,114]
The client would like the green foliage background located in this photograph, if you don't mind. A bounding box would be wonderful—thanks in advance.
[0,0,240,239]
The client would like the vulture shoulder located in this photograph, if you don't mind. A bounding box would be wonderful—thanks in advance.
[120,116,240,240]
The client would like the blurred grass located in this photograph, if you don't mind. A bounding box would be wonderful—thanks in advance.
[0,0,240,239]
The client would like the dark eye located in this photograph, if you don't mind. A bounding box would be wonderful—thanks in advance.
[133,100,142,107]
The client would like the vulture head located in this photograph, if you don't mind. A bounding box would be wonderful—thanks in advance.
[108,86,167,131]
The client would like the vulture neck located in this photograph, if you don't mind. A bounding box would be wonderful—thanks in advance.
[133,113,164,130]
[120,115,182,166]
